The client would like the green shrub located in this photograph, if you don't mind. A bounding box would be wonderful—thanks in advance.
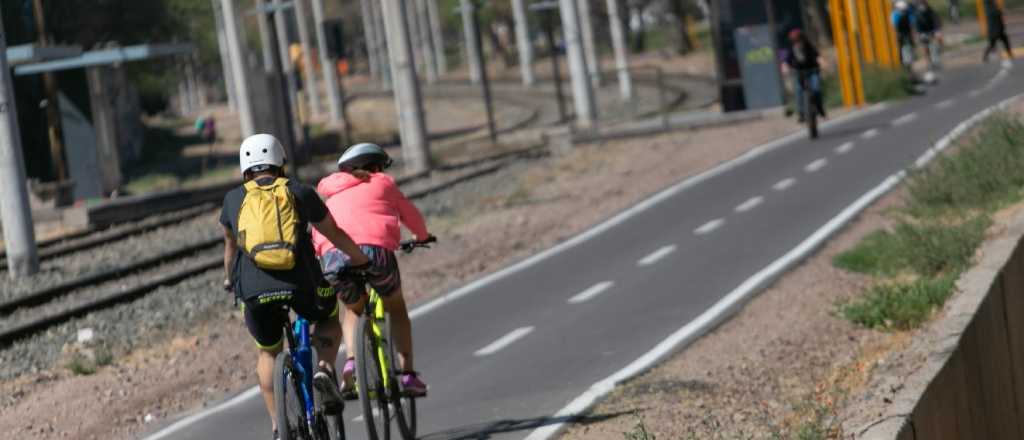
[833,229,905,276]
[834,216,989,277]
[841,275,956,330]
[623,413,656,440]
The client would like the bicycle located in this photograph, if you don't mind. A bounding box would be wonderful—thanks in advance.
[353,237,435,440]
[796,68,823,139]
[273,302,346,440]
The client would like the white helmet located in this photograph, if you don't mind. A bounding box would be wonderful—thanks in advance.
[895,1,909,10]
[239,134,286,173]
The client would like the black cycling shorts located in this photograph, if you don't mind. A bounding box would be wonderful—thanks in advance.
[241,286,339,350]
[320,245,402,305]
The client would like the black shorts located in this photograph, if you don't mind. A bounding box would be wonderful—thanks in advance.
[320,245,402,305]
[241,286,339,350]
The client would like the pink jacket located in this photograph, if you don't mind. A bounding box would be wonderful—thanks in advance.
[312,172,429,255]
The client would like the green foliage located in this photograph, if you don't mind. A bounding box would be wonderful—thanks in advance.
[824,65,911,108]
[832,229,904,276]
[67,354,97,376]
[841,275,957,330]
[906,113,1024,217]
[623,412,656,440]
[833,217,989,277]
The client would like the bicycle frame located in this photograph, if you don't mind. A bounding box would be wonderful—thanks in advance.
[365,288,392,389]
[284,316,318,432]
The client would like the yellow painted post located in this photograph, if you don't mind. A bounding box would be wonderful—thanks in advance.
[830,0,854,106]
[847,0,866,105]
[856,0,876,64]
[868,0,892,68]
[978,0,989,37]
[882,0,899,68]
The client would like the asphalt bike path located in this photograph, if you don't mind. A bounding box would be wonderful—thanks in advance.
[146,61,1020,440]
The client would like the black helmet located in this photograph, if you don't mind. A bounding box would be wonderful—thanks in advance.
[337,143,392,170]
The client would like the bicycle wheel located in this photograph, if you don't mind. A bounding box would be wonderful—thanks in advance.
[805,90,818,139]
[274,352,308,440]
[310,351,346,440]
[355,315,390,440]
[385,314,417,440]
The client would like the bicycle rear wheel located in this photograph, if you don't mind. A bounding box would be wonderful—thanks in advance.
[385,314,417,440]
[274,352,308,440]
[805,90,818,139]
[355,315,390,440]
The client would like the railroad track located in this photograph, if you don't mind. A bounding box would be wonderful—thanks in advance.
[0,147,540,347]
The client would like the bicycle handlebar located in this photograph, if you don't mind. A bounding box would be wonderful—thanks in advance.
[399,235,437,253]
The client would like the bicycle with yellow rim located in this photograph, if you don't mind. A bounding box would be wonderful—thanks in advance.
[353,238,435,440]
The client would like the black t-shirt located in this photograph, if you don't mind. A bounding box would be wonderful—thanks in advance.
[220,177,329,299]
[785,41,820,71]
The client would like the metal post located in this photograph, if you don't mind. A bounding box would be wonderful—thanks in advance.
[426,0,448,74]
[417,0,440,83]
[31,0,68,190]
[576,0,602,87]
[605,0,633,101]
[213,0,238,110]
[221,0,257,137]
[255,0,277,71]
[539,8,568,122]
[312,0,343,123]
[359,0,380,81]
[460,0,482,84]
[372,0,392,88]
[469,2,497,142]
[512,0,536,86]
[407,0,425,74]
[273,0,304,145]
[380,0,432,173]
[293,0,321,117]
[559,0,596,128]
[0,11,40,278]
[267,14,301,176]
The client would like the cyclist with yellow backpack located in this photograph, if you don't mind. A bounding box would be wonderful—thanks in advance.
[220,134,370,440]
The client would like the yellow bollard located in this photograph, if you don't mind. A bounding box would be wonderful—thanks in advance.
[830,0,854,106]
[847,0,866,105]
[856,0,876,64]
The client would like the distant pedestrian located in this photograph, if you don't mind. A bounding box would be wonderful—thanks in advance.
[893,1,917,66]
[982,4,1014,65]
[201,116,217,143]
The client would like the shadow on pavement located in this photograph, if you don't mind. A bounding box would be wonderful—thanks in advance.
[418,410,635,440]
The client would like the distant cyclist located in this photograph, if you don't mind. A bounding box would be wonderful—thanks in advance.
[781,28,826,123]
[221,134,370,440]
[893,1,917,67]
[982,4,1014,66]
[914,0,942,70]
[312,143,433,397]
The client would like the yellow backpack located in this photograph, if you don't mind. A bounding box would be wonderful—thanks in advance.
[237,177,299,270]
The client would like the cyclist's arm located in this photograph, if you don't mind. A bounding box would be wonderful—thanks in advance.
[222,224,237,290]
[314,214,370,266]
[390,183,430,242]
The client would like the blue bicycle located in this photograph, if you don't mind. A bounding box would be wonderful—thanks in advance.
[274,305,346,440]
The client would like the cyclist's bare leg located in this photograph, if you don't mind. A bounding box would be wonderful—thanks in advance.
[256,346,283,431]
[313,313,343,373]
[342,296,367,362]
[382,288,414,371]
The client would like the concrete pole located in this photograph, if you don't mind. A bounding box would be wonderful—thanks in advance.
[559,0,596,127]
[359,0,380,81]
[293,0,322,117]
[407,0,425,73]
[460,0,482,84]
[212,0,237,110]
[0,13,39,278]
[605,0,632,100]
[577,0,602,87]
[426,0,448,74]
[380,0,431,173]
[371,0,392,88]
[312,0,342,123]
[255,0,277,72]
[416,0,439,83]
[273,0,304,144]
[221,0,256,137]
[186,58,200,111]
[511,0,536,86]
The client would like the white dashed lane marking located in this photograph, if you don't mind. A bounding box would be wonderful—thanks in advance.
[969,89,983,97]
[474,327,535,357]
[934,99,955,109]
[568,281,615,304]
[892,113,918,126]
[861,128,879,139]
[694,219,724,235]
[834,142,854,154]
[637,245,677,266]
[734,196,764,213]
[773,178,796,191]
[805,158,827,173]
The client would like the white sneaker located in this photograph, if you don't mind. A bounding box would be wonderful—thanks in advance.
[1002,59,1014,69]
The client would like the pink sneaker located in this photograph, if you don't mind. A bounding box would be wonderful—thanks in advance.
[401,372,428,397]
[340,358,356,398]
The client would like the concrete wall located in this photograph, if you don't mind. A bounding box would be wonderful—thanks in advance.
[855,209,1024,439]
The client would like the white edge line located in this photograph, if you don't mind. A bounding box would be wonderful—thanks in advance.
[568,281,615,304]
[637,245,677,266]
[473,326,535,357]
[522,92,1024,440]
[138,102,891,440]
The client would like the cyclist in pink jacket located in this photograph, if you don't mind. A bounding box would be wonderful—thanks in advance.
[312,143,432,396]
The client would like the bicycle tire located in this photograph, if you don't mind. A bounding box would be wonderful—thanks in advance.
[274,352,307,440]
[805,91,818,139]
[355,315,390,440]
[386,314,417,440]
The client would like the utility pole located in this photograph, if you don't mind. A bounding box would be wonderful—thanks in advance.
[576,0,602,87]
[31,0,68,193]
[460,0,482,84]
[255,0,277,72]
[417,0,439,83]
[273,0,304,146]
[0,11,40,278]
[559,0,597,128]
[407,0,425,74]
[359,0,380,81]
[605,0,632,100]
[372,0,392,88]
[311,0,343,123]
[426,0,448,74]
[293,0,322,118]
[380,0,431,173]
[212,0,237,110]
[512,0,536,86]
[221,0,257,137]
[466,1,497,142]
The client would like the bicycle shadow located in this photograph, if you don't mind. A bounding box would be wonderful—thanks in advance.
[417,409,636,440]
